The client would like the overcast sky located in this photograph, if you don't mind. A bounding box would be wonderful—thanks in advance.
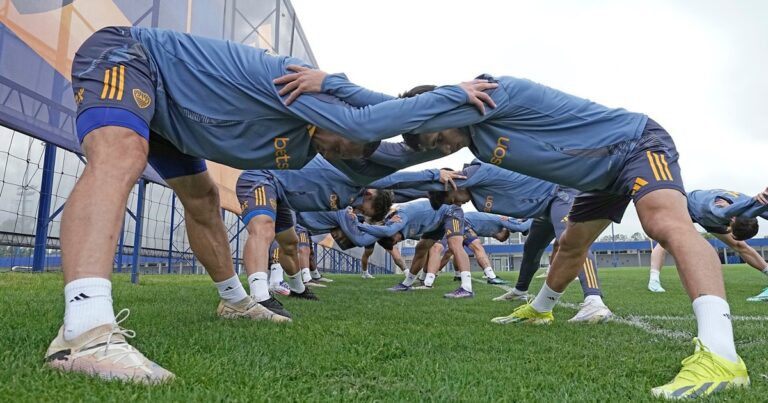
[291,0,768,238]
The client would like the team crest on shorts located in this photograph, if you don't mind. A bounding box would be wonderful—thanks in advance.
[269,198,277,210]
[132,88,151,109]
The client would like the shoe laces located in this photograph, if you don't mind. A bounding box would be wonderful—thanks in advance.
[674,338,731,382]
[87,309,146,369]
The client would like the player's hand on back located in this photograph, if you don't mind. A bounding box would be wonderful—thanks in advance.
[459,79,498,115]
[274,65,327,105]
[755,187,768,205]
[439,169,466,191]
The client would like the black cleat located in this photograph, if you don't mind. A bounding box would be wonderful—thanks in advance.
[289,288,319,301]
[258,297,292,319]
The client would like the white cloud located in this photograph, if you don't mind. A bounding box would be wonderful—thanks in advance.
[292,0,768,237]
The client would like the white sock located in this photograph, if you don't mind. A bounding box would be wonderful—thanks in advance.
[692,295,738,362]
[650,270,660,282]
[424,273,436,287]
[460,271,472,292]
[762,266,768,276]
[301,268,312,283]
[483,267,497,279]
[531,283,562,313]
[584,295,605,307]
[287,272,306,293]
[247,272,270,302]
[214,275,248,304]
[417,270,426,281]
[269,263,284,286]
[63,278,116,341]
[403,271,417,286]
[310,269,322,279]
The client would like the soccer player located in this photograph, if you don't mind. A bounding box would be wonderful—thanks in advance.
[281,69,753,396]
[420,213,532,287]
[296,225,332,286]
[647,188,768,299]
[371,160,612,321]
[267,241,291,296]
[347,199,474,298]
[54,23,498,382]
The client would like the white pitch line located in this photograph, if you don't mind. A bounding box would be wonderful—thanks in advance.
[476,278,768,345]
[633,315,768,322]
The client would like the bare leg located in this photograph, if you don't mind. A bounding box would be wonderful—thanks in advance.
[242,217,274,278]
[648,243,667,292]
[638,189,738,363]
[546,220,611,293]
[166,172,235,283]
[447,235,473,293]
[62,127,148,283]
[275,227,300,276]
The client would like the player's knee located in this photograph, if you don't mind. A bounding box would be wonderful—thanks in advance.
[250,219,276,242]
[279,239,298,256]
[82,127,148,186]
[642,220,691,245]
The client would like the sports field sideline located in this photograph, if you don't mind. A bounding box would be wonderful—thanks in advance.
[1,266,766,401]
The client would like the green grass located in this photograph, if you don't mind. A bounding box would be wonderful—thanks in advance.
[1,266,767,402]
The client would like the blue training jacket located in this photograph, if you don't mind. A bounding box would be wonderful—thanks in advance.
[687,189,768,233]
[127,27,472,169]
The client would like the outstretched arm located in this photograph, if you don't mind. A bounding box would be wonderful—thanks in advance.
[358,215,406,238]
[712,189,768,220]
[335,209,380,247]
[500,217,533,233]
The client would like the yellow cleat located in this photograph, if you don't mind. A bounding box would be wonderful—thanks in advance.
[651,338,749,399]
[491,303,553,325]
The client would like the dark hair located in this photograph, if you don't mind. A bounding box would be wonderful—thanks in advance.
[399,85,438,152]
[377,236,396,251]
[399,85,438,99]
[362,140,381,158]
[333,233,355,250]
[428,190,448,210]
[369,189,394,222]
[731,217,759,241]
[496,228,511,242]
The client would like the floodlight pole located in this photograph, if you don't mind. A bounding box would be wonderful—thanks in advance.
[168,192,176,273]
[32,142,57,272]
[131,179,146,284]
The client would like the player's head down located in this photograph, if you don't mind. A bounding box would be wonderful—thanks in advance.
[311,127,380,159]
[427,188,472,210]
[493,228,511,242]
[377,232,403,251]
[360,189,395,223]
[730,217,759,241]
[399,85,471,155]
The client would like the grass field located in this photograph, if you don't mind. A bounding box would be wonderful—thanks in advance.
[1,266,767,402]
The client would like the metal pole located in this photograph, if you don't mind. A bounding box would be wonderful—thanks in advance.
[131,179,146,284]
[234,218,241,275]
[32,143,57,272]
[168,193,176,273]
[116,219,125,272]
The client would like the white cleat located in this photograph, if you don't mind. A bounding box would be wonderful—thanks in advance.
[45,309,175,383]
[568,300,614,323]
[648,280,666,293]
[361,272,375,279]
[492,289,529,302]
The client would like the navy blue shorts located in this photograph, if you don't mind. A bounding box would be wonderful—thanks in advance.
[269,241,280,264]
[423,206,465,240]
[72,26,205,180]
[569,119,686,223]
[296,225,311,248]
[236,175,294,232]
